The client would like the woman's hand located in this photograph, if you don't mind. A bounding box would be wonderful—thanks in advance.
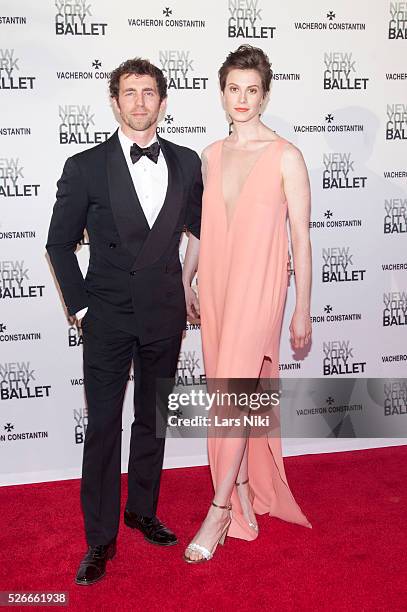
[184,284,200,321]
[289,310,312,349]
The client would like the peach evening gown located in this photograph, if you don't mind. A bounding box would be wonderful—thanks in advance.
[197,136,312,541]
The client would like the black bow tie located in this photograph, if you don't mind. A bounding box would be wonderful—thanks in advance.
[130,141,160,164]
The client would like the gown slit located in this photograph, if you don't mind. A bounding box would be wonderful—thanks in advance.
[198,138,312,540]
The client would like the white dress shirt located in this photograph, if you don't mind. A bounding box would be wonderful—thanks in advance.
[118,128,168,228]
[76,129,168,321]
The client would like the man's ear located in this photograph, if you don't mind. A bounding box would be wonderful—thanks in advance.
[160,96,167,114]
[157,97,167,123]
[112,96,121,115]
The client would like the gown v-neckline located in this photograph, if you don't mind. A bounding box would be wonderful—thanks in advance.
[219,138,279,231]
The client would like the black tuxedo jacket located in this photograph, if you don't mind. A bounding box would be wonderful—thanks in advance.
[46,129,202,344]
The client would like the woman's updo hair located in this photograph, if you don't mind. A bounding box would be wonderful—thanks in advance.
[218,45,273,95]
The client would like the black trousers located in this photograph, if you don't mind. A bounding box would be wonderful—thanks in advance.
[80,312,182,546]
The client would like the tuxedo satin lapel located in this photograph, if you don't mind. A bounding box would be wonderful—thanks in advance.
[106,130,150,257]
[133,136,183,271]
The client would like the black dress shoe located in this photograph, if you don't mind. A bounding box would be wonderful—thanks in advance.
[124,510,178,546]
[75,540,116,586]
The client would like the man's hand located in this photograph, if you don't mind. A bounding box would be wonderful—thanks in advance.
[68,315,83,329]
[70,307,88,329]
[184,284,200,321]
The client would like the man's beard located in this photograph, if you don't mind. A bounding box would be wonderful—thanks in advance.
[124,113,156,132]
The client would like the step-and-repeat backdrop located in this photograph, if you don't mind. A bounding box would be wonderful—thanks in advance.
[1,1,406,484]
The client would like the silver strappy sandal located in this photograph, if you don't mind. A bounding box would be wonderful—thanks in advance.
[183,500,232,564]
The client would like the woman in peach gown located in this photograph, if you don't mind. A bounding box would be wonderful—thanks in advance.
[184,45,312,563]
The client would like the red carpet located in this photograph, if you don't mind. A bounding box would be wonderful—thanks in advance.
[0,446,406,612]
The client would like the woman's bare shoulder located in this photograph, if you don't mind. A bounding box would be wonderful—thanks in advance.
[279,139,305,164]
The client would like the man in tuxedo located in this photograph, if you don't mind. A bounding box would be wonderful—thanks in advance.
[46,58,202,585]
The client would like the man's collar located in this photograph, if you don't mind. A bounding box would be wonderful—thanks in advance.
[118,127,158,151]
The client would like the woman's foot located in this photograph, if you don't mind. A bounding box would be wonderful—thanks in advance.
[236,479,258,532]
[184,502,231,563]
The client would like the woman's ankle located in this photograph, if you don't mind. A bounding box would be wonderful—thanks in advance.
[207,503,231,521]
